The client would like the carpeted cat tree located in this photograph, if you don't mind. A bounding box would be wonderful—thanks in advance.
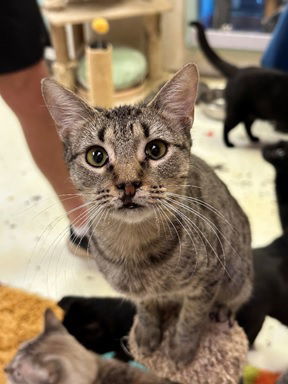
[1,284,280,384]
[129,311,248,384]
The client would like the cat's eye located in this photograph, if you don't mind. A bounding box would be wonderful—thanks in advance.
[86,146,109,167]
[145,140,168,160]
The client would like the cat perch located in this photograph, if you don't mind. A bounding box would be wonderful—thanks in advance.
[129,313,248,384]
[42,0,172,107]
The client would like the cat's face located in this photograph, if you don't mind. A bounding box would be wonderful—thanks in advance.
[5,310,98,384]
[262,141,288,170]
[42,64,198,224]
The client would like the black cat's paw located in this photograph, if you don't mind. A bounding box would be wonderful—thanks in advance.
[169,332,200,367]
[225,141,235,148]
[134,322,161,356]
[250,135,260,142]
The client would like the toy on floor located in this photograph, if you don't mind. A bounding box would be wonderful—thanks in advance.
[237,141,288,345]
[191,21,288,147]
[129,305,248,384]
[243,365,281,384]
[5,309,178,384]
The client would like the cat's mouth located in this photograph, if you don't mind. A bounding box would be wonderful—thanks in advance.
[119,202,142,210]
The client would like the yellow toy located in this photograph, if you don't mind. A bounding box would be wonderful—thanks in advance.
[92,18,110,35]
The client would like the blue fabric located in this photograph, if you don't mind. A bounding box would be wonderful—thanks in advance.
[261,5,288,72]
[199,0,214,27]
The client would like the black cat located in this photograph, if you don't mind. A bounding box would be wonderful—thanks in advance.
[263,141,288,234]
[191,21,288,147]
[237,141,288,345]
[58,296,136,361]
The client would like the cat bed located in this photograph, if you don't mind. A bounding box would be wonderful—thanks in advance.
[77,46,148,91]
[129,313,248,384]
[0,285,63,384]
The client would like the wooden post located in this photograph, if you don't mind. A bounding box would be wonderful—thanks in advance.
[50,24,76,89]
[144,14,162,80]
[50,25,69,63]
[86,44,113,108]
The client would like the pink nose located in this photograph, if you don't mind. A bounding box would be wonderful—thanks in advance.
[116,181,142,198]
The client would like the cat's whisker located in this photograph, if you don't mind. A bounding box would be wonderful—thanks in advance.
[42,203,99,274]
[167,196,239,260]
[160,200,200,272]
[165,184,202,189]
[156,202,182,266]
[164,197,231,280]
[166,192,236,232]
[162,198,226,277]
[155,205,170,239]
[33,200,94,257]
[47,203,106,295]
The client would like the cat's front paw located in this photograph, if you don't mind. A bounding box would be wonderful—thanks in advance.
[135,322,161,356]
[169,332,201,367]
[209,304,234,327]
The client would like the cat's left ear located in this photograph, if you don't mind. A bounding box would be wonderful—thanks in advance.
[148,63,198,122]
[44,309,66,333]
[41,78,95,141]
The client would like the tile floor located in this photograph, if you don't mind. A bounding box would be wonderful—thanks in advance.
[1,85,288,372]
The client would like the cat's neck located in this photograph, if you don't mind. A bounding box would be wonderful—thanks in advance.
[91,214,165,260]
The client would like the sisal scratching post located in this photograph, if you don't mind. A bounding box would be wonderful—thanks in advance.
[86,44,113,108]
[129,313,248,384]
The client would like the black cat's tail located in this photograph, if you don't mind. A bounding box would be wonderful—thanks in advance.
[190,21,238,78]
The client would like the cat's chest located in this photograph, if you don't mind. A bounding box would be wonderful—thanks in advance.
[90,238,200,299]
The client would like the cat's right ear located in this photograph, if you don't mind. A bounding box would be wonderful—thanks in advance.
[41,78,94,141]
[44,309,66,333]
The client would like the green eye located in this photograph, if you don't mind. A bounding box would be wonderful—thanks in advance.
[145,140,168,160]
[86,146,108,167]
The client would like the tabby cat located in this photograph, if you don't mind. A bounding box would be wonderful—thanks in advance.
[5,309,177,384]
[42,63,252,365]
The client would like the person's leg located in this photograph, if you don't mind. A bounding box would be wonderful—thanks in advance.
[0,60,87,229]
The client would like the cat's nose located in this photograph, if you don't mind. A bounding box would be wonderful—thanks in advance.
[116,181,142,197]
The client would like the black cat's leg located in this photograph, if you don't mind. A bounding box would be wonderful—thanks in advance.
[135,299,162,355]
[224,115,241,147]
[244,117,259,143]
[237,307,266,347]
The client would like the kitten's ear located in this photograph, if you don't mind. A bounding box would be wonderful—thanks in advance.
[44,309,66,333]
[41,78,95,141]
[148,63,198,120]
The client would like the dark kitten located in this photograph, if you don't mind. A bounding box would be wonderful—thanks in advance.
[5,309,178,384]
[58,296,135,361]
[237,141,288,345]
[262,141,288,234]
[191,21,288,147]
[237,235,288,345]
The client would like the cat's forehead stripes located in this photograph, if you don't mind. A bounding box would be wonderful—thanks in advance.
[104,105,143,120]
[96,106,150,143]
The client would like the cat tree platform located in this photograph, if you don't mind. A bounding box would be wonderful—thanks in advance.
[43,0,172,107]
